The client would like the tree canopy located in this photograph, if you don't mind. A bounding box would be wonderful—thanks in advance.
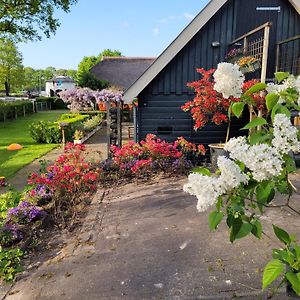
[76,49,122,90]
[0,39,24,95]
[0,0,78,41]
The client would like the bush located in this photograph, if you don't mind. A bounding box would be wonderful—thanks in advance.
[29,114,90,144]
[0,100,34,122]
[100,135,206,181]
[0,191,22,222]
[28,143,100,224]
[0,246,23,282]
[35,97,68,110]
[82,114,103,132]
[29,121,61,144]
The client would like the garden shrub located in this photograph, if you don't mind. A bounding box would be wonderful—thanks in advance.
[29,114,90,144]
[100,134,205,182]
[0,246,23,282]
[0,191,22,222]
[28,143,100,225]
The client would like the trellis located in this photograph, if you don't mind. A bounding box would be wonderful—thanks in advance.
[230,22,271,124]
[230,22,271,83]
[276,35,300,75]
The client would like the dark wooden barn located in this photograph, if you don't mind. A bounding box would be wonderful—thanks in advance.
[123,0,300,147]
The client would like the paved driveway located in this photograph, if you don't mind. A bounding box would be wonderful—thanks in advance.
[2,176,299,299]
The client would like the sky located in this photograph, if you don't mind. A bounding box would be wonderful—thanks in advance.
[18,0,209,70]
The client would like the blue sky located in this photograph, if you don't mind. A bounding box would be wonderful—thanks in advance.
[18,0,209,70]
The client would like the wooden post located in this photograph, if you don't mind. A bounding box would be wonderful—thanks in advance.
[23,105,26,117]
[243,37,248,54]
[106,101,111,158]
[117,101,122,148]
[275,43,280,73]
[261,25,270,83]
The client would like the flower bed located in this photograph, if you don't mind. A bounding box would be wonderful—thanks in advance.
[100,134,206,182]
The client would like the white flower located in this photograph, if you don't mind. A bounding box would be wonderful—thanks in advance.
[183,173,223,212]
[272,114,300,154]
[224,137,283,181]
[213,63,245,99]
[217,156,249,190]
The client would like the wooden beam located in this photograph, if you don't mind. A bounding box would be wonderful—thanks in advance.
[230,22,272,45]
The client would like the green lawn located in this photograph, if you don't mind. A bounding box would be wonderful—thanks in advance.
[0,110,67,178]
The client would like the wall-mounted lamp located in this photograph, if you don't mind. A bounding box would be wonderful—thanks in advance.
[211,41,221,48]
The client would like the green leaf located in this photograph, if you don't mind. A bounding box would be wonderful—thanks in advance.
[235,223,253,240]
[275,72,289,83]
[271,103,291,123]
[241,117,267,130]
[249,131,271,145]
[251,220,262,239]
[256,182,275,212]
[262,259,285,289]
[273,225,291,245]
[286,272,300,295]
[266,93,279,112]
[208,211,223,231]
[245,82,267,95]
[192,167,211,176]
[232,102,245,118]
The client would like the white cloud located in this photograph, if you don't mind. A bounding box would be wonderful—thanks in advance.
[153,27,160,36]
[183,12,195,21]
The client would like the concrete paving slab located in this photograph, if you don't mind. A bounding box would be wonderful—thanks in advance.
[3,176,299,299]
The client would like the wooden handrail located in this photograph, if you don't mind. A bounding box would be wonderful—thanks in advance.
[277,34,300,45]
[230,22,272,45]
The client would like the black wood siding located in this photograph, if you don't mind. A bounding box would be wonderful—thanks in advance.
[137,0,299,148]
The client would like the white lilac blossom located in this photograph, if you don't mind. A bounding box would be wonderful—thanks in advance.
[183,156,248,212]
[266,75,300,105]
[272,114,300,154]
[218,156,249,190]
[213,63,245,99]
[224,137,283,181]
[183,173,223,212]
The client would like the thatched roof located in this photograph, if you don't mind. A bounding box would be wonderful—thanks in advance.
[91,57,156,90]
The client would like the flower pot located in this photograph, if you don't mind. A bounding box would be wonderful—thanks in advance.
[226,53,243,64]
[73,139,82,145]
[208,144,228,172]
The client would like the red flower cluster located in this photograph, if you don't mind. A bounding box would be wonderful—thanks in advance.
[175,136,206,156]
[109,135,205,174]
[28,143,100,193]
[242,79,266,111]
[181,68,239,130]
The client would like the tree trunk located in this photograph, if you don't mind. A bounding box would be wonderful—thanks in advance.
[4,81,10,96]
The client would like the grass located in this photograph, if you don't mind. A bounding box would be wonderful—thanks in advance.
[0,110,68,178]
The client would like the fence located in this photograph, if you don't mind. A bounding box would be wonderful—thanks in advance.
[276,35,300,75]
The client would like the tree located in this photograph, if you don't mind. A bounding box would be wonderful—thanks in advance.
[76,49,122,89]
[99,49,122,59]
[0,0,78,41]
[0,39,24,95]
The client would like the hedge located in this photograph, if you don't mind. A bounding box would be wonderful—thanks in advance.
[0,100,34,122]
[29,114,90,144]
[35,97,68,110]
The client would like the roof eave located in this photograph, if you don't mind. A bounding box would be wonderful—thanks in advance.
[123,0,227,103]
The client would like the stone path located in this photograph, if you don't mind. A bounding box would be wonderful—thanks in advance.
[2,175,299,300]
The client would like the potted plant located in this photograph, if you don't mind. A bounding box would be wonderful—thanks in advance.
[225,48,244,64]
[237,56,261,74]
[73,130,84,144]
